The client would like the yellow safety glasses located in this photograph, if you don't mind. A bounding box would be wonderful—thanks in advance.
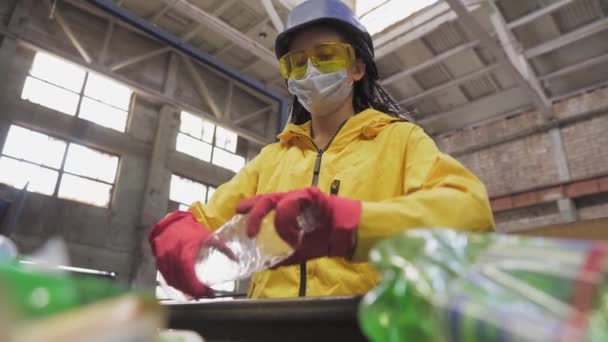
[279,42,355,80]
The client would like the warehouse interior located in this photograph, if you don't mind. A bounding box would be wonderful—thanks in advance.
[1,0,608,334]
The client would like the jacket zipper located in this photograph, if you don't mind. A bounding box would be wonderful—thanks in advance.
[298,120,349,297]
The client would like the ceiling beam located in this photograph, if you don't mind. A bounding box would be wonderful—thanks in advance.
[524,17,608,59]
[42,0,93,64]
[505,0,575,30]
[550,79,608,102]
[420,86,528,128]
[444,0,554,121]
[148,3,172,24]
[539,52,608,82]
[109,23,201,71]
[374,2,453,59]
[277,0,296,10]
[181,55,224,119]
[489,2,551,108]
[163,51,179,96]
[214,18,270,58]
[261,0,284,33]
[210,0,239,17]
[110,47,170,71]
[224,82,234,122]
[156,0,278,67]
[397,63,499,106]
[373,1,482,59]
[380,40,479,86]
[234,105,273,125]
[592,0,606,18]
[98,21,114,64]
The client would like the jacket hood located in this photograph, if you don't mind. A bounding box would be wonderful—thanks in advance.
[277,109,401,149]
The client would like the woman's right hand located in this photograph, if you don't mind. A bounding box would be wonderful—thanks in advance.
[148,211,219,298]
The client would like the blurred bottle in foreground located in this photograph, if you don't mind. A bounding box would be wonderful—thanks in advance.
[0,260,127,319]
[196,209,319,286]
[359,229,608,342]
[0,235,17,260]
[0,259,165,341]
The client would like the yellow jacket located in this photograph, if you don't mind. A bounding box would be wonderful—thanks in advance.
[189,109,495,298]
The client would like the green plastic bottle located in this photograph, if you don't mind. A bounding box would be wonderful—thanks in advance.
[359,229,608,342]
[0,260,126,320]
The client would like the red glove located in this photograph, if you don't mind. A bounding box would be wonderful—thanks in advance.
[236,187,362,263]
[148,211,232,298]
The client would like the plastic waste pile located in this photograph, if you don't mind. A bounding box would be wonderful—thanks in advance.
[359,229,608,342]
[0,234,202,341]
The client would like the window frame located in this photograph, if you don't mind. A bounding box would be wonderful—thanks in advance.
[23,52,132,132]
[177,111,246,173]
[0,125,120,208]
[169,173,215,210]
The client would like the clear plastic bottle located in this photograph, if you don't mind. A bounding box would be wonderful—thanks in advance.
[0,235,17,260]
[195,210,318,286]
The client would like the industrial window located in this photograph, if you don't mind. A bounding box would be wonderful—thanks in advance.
[176,111,246,173]
[21,52,132,132]
[0,125,119,207]
[169,174,214,211]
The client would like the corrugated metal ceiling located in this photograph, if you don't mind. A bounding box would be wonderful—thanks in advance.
[92,0,608,134]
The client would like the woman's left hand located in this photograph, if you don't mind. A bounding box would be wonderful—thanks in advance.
[236,187,362,263]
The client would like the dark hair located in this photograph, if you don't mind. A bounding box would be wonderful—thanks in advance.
[288,21,412,125]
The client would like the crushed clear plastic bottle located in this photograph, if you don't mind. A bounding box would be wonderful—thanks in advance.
[195,209,319,286]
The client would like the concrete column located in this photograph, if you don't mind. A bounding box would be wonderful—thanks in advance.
[549,127,578,223]
[0,37,17,153]
[130,104,179,287]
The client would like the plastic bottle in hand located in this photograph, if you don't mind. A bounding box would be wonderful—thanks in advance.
[195,210,318,286]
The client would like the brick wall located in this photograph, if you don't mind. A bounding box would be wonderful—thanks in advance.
[577,194,608,221]
[562,115,608,180]
[494,202,562,232]
[554,87,608,121]
[436,86,608,232]
[457,133,559,196]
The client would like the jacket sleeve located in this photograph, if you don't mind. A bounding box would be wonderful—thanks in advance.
[352,126,496,262]
[188,151,263,231]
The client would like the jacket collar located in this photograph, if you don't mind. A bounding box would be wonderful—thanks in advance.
[277,109,401,149]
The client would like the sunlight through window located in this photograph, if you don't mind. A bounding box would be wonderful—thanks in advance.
[358,0,438,35]
[21,52,132,132]
[58,174,113,207]
[64,144,119,183]
[177,111,246,174]
[169,174,208,208]
[3,126,66,168]
[212,148,245,174]
[21,76,79,116]
[176,133,213,162]
[79,97,129,132]
[207,186,216,203]
[84,73,131,110]
[0,125,119,207]
[215,126,238,153]
[0,157,58,195]
[29,52,86,92]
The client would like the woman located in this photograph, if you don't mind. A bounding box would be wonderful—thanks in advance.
[149,0,495,299]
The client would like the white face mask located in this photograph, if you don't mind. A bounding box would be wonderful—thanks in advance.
[287,62,353,117]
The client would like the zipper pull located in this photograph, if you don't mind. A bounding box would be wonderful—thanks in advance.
[312,150,323,186]
[330,180,341,195]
